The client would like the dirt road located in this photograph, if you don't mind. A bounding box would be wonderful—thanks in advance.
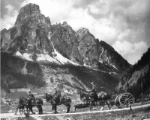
[1,103,150,120]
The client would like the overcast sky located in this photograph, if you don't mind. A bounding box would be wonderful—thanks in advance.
[1,0,150,64]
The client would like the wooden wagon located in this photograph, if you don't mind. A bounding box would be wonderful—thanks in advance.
[114,92,135,108]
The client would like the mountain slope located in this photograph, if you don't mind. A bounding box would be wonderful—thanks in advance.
[1,52,118,94]
[116,48,150,99]
[0,3,131,94]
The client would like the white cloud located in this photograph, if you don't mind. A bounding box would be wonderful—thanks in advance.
[113,41,148,64]
[88,0,109,15]
[0,4,18,30]
[5,4,15,13]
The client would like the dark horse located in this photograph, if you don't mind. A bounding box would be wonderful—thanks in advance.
[15,97,43,115]
[44,93,71,114]
[74,90,111,111]
[97,91,111,110]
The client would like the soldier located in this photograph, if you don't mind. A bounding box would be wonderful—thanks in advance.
[54,85,61,97]
[86,82,97,93]
[91,82,97,92]
[53,84,61,103]
[28,91,35,100]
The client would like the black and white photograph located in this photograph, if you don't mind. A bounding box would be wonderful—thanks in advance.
[0,0,150,119]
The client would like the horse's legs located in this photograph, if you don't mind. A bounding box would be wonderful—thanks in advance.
[66,104,71,113]
[37,105,43,114]
[100,106,104,111]
[100,102,104,111]
[29,106,35,114]
[106,101,111,110]
[52,105,58,114]
[73,106,76,112]
[54,105,58,114]
[89,101,93,111]
[14,105,19,115]
[19,108,24,115]
[52,105,55,110]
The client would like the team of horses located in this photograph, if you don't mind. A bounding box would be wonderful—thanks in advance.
[14,90,117,115]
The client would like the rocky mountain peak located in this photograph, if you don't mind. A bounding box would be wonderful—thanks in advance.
[15,3,50,26]
[62,21,68,26]
[19,3,40,16]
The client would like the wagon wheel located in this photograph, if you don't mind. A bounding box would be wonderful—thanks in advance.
[119,93,134,108]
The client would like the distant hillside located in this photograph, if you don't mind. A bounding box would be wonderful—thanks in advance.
[116,48,150,99]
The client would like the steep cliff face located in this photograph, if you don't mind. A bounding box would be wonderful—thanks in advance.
[1,3,131,93]
[51,22,79,60]
[76,28,99,67]
[98,41,130,71]
[116,48,150,99]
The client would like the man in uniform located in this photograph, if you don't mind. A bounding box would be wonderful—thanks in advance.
[86,82,96,92]
[28,91,35,100]
[53,84,61,103]
[87,82,98,101]
[91,82,96,92]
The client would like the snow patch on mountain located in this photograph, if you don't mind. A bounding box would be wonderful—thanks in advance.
[53,48,79,66]
[15,51,33,61]
[15,50,79,66]
[36,53,60,64]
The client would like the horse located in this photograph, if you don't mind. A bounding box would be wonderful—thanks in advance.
[74,89,99,111]
[76,90,111,111]
[97,91,112,110]
[26,96,43,114]
[14,97,28,115]
[14,97,43,115]
[78,89,98,102]
[44,93,71,114]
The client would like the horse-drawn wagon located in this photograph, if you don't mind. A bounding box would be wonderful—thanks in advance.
[74,90,135,111]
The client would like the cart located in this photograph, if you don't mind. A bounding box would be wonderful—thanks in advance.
[115,92,135,108]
